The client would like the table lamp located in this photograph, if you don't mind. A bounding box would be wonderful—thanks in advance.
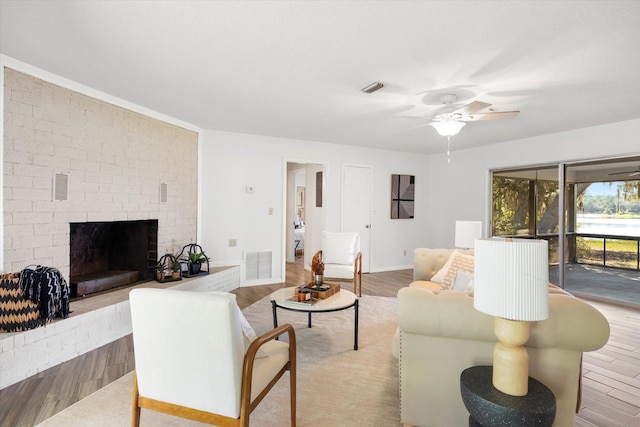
[473,238,549,396]
[455,220,482,249]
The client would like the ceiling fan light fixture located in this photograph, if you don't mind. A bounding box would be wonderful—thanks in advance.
[431,120,466,136]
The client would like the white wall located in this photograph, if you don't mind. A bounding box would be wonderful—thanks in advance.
[200,130,431,284]
[426,118,640,248]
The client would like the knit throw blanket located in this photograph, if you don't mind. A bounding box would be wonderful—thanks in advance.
[18,266,70,322]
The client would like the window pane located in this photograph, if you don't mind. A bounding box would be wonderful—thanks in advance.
[492,176,531,236]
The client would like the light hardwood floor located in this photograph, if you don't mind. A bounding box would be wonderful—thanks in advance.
[576,301,640,426]
[0,258,638,426]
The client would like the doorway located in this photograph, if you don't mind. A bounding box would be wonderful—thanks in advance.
[285,161,325,279]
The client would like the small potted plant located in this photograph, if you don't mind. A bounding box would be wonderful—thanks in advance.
[187,251,209,275]
[155,261,166,281]
[171,260,181,279]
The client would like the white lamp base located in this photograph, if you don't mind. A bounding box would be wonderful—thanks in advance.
[492,317,531,396]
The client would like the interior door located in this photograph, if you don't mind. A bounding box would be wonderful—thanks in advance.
[342,164,373,272]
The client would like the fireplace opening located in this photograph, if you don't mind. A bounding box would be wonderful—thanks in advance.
[69,220,158,297]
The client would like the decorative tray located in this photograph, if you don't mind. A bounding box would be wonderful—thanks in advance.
[295,283,340,299]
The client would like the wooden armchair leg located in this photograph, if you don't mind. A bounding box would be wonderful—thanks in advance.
[131,370,141,427]
[290,365,296,426]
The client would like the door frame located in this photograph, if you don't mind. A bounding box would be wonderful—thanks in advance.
[282,157,327,281]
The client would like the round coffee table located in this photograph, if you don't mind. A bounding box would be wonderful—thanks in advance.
[270,287,359,350]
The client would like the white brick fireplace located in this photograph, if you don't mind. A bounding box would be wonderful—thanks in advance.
[0,66,220,389]
[3,67,199,276]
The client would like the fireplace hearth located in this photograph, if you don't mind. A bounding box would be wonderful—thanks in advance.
[69,220,158,297]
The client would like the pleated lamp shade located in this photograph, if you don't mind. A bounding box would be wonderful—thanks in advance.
[473,238,549,321]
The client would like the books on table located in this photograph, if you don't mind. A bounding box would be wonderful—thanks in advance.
[285,295,319,306]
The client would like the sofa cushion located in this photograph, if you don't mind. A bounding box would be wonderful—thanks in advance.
[431,250,475,289]
[409,280,442,290]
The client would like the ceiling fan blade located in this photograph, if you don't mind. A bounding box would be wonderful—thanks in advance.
[465,111,520,121]
[453,101,491,116]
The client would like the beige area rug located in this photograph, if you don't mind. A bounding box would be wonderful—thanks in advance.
[37,295,400,427]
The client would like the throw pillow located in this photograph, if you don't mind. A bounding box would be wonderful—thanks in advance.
[451,270,474,292]
[431,250,459,284]
[432,251,475,290]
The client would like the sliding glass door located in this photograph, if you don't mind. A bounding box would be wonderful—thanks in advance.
[492,156,640,306]
[562,157,640,305]
[491,166,560,273]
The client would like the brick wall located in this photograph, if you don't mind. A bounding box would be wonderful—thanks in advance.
[3,68,199,276]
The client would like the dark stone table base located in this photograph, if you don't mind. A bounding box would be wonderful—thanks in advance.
[460,366,556,427]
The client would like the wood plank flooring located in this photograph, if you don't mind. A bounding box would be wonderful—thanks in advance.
[576,301,640,426]
[0,258,638,426]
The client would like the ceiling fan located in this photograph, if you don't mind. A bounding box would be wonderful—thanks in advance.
[429,94,520,137]
[406,94,519,163]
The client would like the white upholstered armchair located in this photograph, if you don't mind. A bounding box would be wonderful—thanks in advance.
[313,231,363,296]
[129,288,296,426]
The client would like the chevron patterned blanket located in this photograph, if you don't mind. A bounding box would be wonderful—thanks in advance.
[0,266,70,332]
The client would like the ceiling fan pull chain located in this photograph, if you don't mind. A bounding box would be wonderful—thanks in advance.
[447,136,451,164]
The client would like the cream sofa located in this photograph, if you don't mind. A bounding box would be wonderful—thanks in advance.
[397,248,610,427]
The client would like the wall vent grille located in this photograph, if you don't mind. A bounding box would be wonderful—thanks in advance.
[245,251,272,280]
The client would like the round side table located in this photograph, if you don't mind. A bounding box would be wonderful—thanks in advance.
[460,366,556,427]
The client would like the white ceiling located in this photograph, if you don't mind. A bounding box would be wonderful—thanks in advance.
[2,1,640,154]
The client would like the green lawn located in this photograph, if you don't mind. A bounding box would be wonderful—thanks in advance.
[578,237,639,269]
[581,237,639,252]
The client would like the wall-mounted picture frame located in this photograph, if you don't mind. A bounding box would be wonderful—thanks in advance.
[391,174,415,219]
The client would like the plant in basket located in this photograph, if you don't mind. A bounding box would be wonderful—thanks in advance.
[171,260,181,279]
[186,251,209,275]
[155,261,166,281]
